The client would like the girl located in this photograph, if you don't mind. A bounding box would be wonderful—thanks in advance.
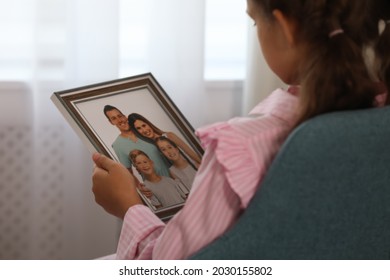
[92,0,389,259]
[128,113,202,168]
[130,149,188,208]
[155,136,197,191]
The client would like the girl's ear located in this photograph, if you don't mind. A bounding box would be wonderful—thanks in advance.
[272,9,298,46]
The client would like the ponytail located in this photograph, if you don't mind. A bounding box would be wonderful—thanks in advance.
[297,31,377,124]
[253,0,387,124]
[375,20,390,103]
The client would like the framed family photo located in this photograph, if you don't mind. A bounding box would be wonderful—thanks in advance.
[51,73,203,220]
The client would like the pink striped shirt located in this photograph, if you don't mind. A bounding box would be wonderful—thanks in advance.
[116,88,299,259]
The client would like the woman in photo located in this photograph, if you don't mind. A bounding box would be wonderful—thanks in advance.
[128,113,201,168]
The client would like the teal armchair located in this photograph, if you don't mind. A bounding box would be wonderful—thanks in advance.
[191,106,390,259]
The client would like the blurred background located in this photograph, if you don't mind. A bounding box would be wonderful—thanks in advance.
[0,0,283,259]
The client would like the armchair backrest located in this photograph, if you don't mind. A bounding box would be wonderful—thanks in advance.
[191,106,390,259]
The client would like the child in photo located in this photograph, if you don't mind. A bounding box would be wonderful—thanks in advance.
[130,149,188,208]
[155,136,196,192]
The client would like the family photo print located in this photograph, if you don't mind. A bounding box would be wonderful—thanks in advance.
[51,73,204,220]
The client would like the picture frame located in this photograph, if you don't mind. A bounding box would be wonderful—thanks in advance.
[51,73,203,220]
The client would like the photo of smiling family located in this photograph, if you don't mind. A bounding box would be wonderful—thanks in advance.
[51,73,204,220]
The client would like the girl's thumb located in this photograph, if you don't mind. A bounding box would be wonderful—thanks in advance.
[92,152,115,171]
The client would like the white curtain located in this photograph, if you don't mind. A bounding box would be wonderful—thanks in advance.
[0,0,123,260]
[0,0,214,260]
[144,0,207,128]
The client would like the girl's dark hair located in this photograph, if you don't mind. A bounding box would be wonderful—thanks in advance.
[373,0,390,97]
[253,0,390,124]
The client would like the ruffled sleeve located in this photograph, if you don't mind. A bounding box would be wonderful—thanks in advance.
[196,119,269,209]
[116,205,165,259]
[195,89,298,209]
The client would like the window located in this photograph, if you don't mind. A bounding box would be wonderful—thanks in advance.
[0,0,248,82]
[119,0,248,81]
[119,0,150,76]
[0,1,35,80]
[204,0,248,80]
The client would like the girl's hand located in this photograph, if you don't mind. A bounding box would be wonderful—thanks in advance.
[92,153,143,219]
